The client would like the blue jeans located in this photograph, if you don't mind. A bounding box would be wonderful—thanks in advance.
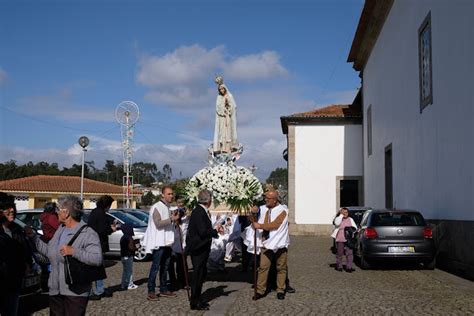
[147,247,171,293]
[93,279,105,295]
[121,256,134,289]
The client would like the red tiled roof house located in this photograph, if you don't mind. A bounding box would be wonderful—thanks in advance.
[0,175,141,209]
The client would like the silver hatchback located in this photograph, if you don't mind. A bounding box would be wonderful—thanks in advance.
[355,210,436,269]
[82,210,149,261]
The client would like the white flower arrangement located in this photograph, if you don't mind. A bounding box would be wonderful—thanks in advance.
[185,164,263,213]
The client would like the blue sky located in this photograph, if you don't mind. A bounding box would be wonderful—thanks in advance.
[0,0,364,180]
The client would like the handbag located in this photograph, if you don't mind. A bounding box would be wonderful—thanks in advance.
[64,225,107,294]
[344,226,357,249]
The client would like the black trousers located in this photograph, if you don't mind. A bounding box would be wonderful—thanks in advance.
[169,252,186,289]
[49,295,88,316]
[190,249,210,306]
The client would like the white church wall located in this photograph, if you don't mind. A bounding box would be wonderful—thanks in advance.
[362,0,474,221]
[294,124,363,226]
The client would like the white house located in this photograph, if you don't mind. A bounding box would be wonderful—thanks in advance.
[347,0,473,280]
[280,96,363,235]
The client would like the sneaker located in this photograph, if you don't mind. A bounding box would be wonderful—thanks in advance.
[128,284,138,290]
[147,292,159,301]
[224,256,232,262]
[160,291,177,298]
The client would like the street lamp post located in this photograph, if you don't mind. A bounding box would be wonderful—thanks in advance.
[78,136,89,200]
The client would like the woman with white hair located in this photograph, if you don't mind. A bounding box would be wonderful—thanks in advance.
[26,195,102,316]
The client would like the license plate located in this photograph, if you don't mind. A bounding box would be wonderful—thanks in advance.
[388,246,415,253]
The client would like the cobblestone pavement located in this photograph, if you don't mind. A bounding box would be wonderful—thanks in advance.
[20,236,474,315]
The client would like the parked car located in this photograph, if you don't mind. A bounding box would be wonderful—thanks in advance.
[344,206,372,227]
[354,209,436,269]
[82,210,149,261]
[114,208,149,223]
[15,209,44,235]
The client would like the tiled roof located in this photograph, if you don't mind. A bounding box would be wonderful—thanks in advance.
[280,102,362,134]
[0,175,141,195]
[285,104,362,119]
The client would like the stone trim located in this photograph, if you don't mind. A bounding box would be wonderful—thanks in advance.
[289,224,333,236]
[287,125,296,225]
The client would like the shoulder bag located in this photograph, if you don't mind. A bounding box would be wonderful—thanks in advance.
[64,225,107,294]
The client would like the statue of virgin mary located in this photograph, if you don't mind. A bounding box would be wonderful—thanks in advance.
[213,76,238,153]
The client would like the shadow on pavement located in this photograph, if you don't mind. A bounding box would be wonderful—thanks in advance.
[201,285,237,304]
[206,265,253,283]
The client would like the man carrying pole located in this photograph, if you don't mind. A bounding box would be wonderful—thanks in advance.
[251,190,290,301]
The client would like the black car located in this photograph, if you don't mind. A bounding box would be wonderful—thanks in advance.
[354,209,436,269]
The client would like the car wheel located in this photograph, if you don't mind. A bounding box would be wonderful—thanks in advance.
[424,257,436,270]
[134,244,149,262]
[360,251,371,270]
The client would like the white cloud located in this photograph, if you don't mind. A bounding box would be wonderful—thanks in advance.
[136,44,289,110]
[0,67,8,85]
[224,51,289,81]
[137,45,225,88]
[163,144,185,151]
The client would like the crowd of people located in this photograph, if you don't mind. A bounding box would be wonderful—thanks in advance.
[0,187,295,315]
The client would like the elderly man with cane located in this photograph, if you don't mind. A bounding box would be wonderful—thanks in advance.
[185,190,222,311]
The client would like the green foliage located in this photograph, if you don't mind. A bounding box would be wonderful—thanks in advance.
[266,167,288,189]
[140,191,158,206]
[171,178,189,201]
[0,160,179,188]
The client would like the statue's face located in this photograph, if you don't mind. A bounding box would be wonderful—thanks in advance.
[219,86,226,95]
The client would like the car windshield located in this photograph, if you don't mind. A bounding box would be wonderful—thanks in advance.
[348,210,366,226]
[16,212,43,230]
[371,212,426,226]
[110,211,147,228]
[128,211,149,222]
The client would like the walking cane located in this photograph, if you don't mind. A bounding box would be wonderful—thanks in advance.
[177,222,191,301]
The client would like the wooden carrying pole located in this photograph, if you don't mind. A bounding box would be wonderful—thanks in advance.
[253,221,257,298]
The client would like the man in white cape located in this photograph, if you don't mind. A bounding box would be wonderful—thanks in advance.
[251,190,290,300]
[142,186,179,300]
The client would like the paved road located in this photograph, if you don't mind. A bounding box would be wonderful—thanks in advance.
[20,236,474,315]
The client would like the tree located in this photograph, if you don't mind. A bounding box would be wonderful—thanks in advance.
[266,167,288,189]
[132,162,159,187]
[140,191,157,206]
[171,178,189,200]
